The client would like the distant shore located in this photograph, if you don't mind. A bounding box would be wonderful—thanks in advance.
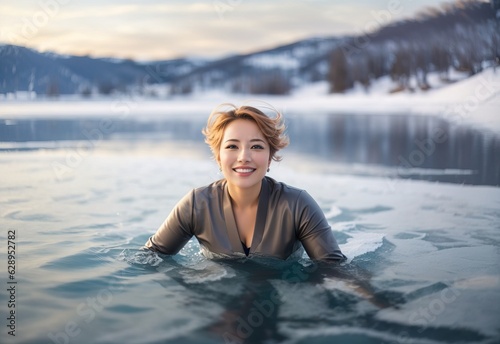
[1,67,499,133]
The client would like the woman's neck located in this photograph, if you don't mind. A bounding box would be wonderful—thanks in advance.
[227,180,262,209]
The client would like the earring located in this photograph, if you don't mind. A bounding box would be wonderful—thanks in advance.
[219,167,222,172]
[267,168,270,172]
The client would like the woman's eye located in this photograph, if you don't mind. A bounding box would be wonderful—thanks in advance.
[252,145,264,149]
[225,144,238,149]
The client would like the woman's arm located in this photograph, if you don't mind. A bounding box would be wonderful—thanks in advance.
[144,190,194,254]
[293,192,394,308]
[295,190,347,262]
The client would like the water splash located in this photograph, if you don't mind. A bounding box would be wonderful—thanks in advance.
[118,248,163,266]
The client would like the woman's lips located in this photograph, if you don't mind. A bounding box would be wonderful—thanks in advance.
[232,167,256,175]
[233,168,256,173]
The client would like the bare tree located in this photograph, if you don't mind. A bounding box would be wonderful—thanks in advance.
[328,48,353,93]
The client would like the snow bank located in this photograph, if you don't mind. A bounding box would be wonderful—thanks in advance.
[1,67,499,132]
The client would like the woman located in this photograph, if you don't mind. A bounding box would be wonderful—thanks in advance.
[145,103,346,262]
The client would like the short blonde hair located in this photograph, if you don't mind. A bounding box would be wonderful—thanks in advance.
[202,103,289,162]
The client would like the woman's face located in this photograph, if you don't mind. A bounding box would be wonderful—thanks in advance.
[218,119,271,191]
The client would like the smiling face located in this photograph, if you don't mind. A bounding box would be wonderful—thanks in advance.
[218,119,271,192]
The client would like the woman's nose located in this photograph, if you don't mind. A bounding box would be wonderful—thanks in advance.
[238,148,251,162]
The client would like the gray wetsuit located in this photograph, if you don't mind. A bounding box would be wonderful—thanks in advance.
[145,177,346,261]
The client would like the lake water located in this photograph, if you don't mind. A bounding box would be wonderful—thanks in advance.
[2,112,499,185]
[1,112,499,343]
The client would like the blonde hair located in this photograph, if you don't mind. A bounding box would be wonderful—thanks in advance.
[202,103,289,162]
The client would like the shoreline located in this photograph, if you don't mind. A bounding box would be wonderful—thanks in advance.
[1,67,499,133]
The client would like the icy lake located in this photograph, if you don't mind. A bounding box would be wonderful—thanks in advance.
[1,105,499,344]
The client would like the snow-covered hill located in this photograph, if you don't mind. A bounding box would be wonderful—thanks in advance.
[1,66,498,133]
[0,1,497,98]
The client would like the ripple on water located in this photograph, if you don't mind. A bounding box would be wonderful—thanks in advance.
[41,248,111,271]
[4,210,60,222]
[45,277,113,297]
[420,230,469,250]
[0,197,31,204]
[65,222,118,231]
[330,206,393,222]
[393,232,425,240]
[51,193,86,202]
[106,304,151,314]
[118,196,136,203]
[352,205,393,214]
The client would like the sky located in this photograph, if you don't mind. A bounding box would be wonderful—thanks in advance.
[0,0,458,61]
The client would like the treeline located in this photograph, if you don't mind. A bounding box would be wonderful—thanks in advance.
[328,0,500,93]
[167,48,299,96]
[170,1,499,96]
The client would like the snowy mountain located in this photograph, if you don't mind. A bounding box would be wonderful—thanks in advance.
[167,37,344,95]
[158,0,499,96]
[0,37,342,96]
[0,44,208,95]
[0,0,498,97]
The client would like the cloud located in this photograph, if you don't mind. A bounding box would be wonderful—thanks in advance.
[0,0,447,60]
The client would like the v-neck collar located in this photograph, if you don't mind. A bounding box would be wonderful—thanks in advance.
[223,177,269,254]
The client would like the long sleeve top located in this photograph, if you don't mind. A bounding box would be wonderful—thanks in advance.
[145,176,346,261]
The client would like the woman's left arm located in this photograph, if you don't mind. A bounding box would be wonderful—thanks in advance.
[296,191,395,308]
[295,190,347,262]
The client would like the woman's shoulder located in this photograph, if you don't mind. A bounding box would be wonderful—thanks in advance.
[265,176,306,198]
[174,180,225,210]
[190,179,226,198]
[265,176,321,209]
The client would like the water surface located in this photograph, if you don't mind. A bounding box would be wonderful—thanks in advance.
[1,112,498,185]
[1,112,499,343]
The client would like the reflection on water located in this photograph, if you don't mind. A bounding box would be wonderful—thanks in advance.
[1,113,498,185]
[286,113,500,186]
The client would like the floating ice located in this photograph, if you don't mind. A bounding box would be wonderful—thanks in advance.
[324,204,342,219]
[341,232,386,263]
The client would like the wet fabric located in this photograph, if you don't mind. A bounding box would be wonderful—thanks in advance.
[145,177,346,261]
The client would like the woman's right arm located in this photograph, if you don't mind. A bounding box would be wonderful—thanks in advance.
[144,190,195,254]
